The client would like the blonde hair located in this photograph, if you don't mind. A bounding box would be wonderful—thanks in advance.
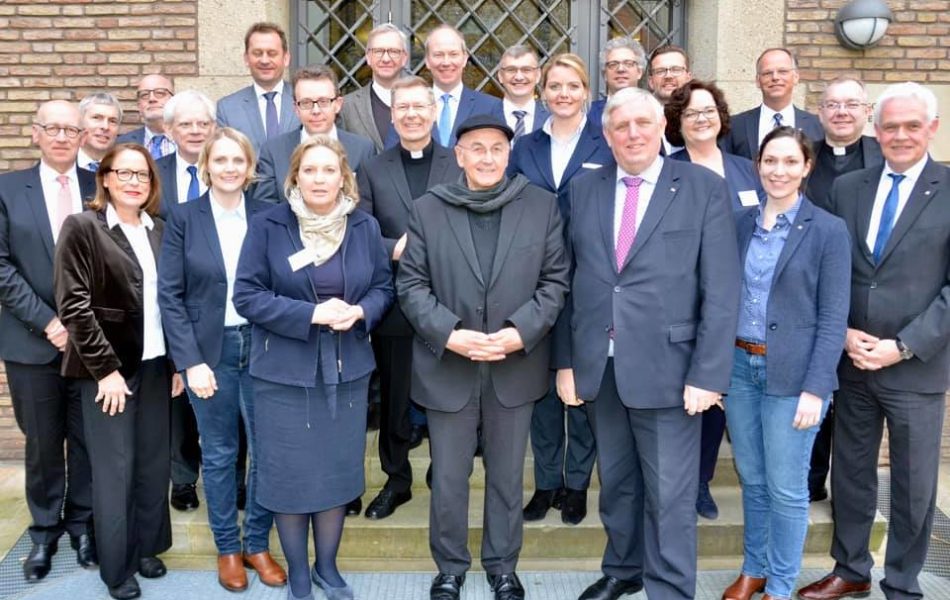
[197,127,258,190]
[542,52,590,91]
[284,135,359,202]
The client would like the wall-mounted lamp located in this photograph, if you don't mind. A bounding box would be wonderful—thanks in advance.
[834,0,893,50]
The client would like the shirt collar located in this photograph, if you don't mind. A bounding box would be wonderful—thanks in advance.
[106,201,154,230]
[434,82,464,101]
[301,125,338,144]
[760,103,794,124]
[616,155,663,187]
[209,191,247,220]
[755,193,803,228]
[77,148,99,170]
[39,159,77,183]
[253,80,285,100]
[175,153,197,176]
[371,81,392,106]
[542,114,587,140]
[503,97,533,117]
[884,153,929,182]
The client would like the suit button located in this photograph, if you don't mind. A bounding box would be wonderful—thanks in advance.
[769,323,777,331]
[870,281,877,289]
[613,286,621,293]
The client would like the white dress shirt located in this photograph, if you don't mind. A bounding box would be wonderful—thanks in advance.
[175,154,207,204]
[543,115,587,188]
[254,81,288,130]
[39,160,83,244]
[301,125,340,144]
[77,148,100,172]
[209,192,249,327]
[864,155,929,253]
[757,103,796,146]
[503,98,535,133]
[434,82,464,134]
[105,203,165,360]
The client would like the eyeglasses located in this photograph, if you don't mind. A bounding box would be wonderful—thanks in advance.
[605,60,640,72]
[34,123,83,138]
[682,107,719,122]
[136,88,173,101]
[821,101,866,112]
[109,169,152,183]
[757,68,795,79]
[457,144,509,160]
[393,102,434,115]
[295,97,338,112]
[652,66,688,77]
[499,66,538,76]
[368,47,405,59]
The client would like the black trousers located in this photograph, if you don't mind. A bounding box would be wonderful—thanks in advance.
[373,335,414,493]
[81,358,172,587]
[699,405,726,484]
[6,358,93,544]
[809,402,834,492]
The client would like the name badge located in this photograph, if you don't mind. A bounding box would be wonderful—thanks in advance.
[738,190,760,207]
[581,162,603,169]
[288,248,317,272]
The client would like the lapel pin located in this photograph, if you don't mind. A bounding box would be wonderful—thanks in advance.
[925,190,931,195]
[797,224,803,230]
[670,187,676,193]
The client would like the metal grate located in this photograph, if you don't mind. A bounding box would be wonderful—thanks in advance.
[296,0,378,95]
[602,0,683,49]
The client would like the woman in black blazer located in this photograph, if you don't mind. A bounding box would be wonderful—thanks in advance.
[232,136,393,600]
[54,143,170,600]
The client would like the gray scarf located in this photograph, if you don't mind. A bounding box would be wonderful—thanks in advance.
[430,173,530,213]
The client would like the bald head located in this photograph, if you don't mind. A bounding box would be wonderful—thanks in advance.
[33,100,84,173]
[136,73,175,130]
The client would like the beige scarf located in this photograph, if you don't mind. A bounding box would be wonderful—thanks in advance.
[287,187,357,266]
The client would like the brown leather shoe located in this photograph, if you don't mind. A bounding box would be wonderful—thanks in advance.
[797,574,871,600]
[217,553,248,592]
[242,551,287,587]
[722,574,766,600]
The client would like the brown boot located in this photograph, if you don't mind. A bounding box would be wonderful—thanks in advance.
[217,553,248,592]
[243,550,287,587]
[722,574,767,600]
[797,574,871,600]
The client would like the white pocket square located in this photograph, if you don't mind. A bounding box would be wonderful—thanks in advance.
[581,162,603,169]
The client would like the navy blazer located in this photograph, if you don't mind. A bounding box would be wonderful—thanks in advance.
[155,153,180,219]
[216,82,301,152]
[507,117,614,219]
[232,204,394,387]
[253,128,376,204]
[669,149,765,212]
[722,105,823,160]
[500,99,550,134]
[432,86,503,147]
[158,193,270,371]
[554,160,741,408]
[0,165,96,364]
[116,127,146,146]
[735,197,851,398]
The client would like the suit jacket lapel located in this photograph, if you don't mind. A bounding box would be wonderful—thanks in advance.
[355,87,383,149]
[854,168,881,266]
[279,81,298,134]
[772,199,813,283]
[454,88,475,138]
[746,108,760,158]
[596,166,618,271]
[621,163,678,271]
[488,194,526,289]
[25,168,56,261]
[384,151,414,212]
[533,100,550,132]
[528,132,556,191]
[428,146,458,188]
[240,87,267,144]
[96,212,138,264]
[445,203,484,286]
[559,123,602,191]
[197,197,227,279]
[878,159,942,266]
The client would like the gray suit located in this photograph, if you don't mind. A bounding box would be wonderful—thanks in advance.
[828,158,950,599]
[338,84,395,153]
[397,181,569,575]
[216,81,300,151]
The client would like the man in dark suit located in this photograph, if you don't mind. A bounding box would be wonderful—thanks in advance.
[798,83,950,600]
[116,73,177,159]
[804,76,883,504]
[647,45,692,156]
[254,66,375,204]
[356,76,462,520]
[497,45,549,141]
[424,24,503,148]
[557,87,740,600]
[338,23,409,152]
[721,48,823,160]
[397,115,569,600]
[588,36,646,130]
[0,100,98,581]
[216,22,300,152]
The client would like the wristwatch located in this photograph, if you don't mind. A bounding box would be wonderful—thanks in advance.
[896,338,914,361]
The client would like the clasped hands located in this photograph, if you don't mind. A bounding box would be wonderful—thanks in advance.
[845,328,902,371]
[311,298,364,331]
[446,327,524,361]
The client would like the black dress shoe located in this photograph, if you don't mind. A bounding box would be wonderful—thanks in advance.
[523,488,563,521]
[488,572,525,600]
[23,540,57,582]
[365,488,412,519]
[345,497,362,516]
[108,575,142,599]
[578,575,643,600]
[561,488,588,525]
[170,483,200,511]
[430,572,465,600]
[426,464,433,490]
[236,482,247,511]
[138,556,167,578]
[409,424,428,450]
[70,533,98,568]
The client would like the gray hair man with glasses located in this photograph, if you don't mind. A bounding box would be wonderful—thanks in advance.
[588,36,647,127]
[255,65,375,204]
[722,47,823,159]
[496,45,549,141]
[338,23,410,152]
[78,93,122,172]
[0,100,98,582]
[117,73,177,158]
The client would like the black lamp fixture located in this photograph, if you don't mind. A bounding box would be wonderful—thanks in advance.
[834,0,894,50]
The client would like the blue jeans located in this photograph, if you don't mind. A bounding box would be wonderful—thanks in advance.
[725,347,829,599]
[186,327,273,555]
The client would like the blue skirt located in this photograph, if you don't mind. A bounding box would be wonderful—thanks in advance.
[252,374,369,514]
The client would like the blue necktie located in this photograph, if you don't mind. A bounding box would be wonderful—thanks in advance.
[88,160,100,172]
[148,134,165,159]
[872,173,905,263]
[512,110,527,139]
[772,113,783,128]
[438,93,452,147]
[186,165,199,201]
[263,91,279,140]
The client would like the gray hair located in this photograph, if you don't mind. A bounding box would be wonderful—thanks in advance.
[79,92,124,123]
[500,44,537,63]
[424,24,468,54]
[163,90,216,126]
[873,81,938,126]
[602,86,664,130]
[367,23,410,55]
[599,36,646,72]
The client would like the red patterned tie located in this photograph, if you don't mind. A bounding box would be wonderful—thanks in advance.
[616,176,643,270]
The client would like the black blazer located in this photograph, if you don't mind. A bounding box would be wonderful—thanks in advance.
[722,105,824,160]
[396,182,570,411]
[0,165,96,364]
[158,193,270,371]
[829,158,950,393]
[806,135,883,212]
[356,143,462,337]
[54,209,165,381]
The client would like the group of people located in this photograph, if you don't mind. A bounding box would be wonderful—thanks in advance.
[0,17,946,600]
